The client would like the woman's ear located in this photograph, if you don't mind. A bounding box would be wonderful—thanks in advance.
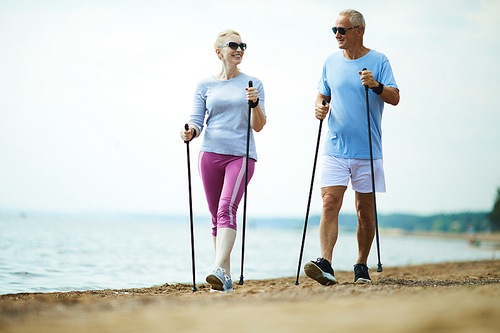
[215,48,222,60]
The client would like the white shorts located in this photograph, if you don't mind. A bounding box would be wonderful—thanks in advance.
[320,155,386,193]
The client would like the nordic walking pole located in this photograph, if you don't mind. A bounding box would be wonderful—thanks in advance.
[238,80,253,285]
[184,123,198,291]
[362,68,383,272]
[295,99,326,285]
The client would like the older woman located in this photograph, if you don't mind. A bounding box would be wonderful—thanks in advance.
[180,29,266,292]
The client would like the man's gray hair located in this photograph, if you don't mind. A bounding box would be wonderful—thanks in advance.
[339,9,366,30]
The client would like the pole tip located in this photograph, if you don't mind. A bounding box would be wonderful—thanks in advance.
[192,286,198,292]
[294,281,300,286]
[377,264,383,272]
[238,277,244,285]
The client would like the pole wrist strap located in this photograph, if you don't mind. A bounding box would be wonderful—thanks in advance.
[249,98,259,108]
[370,82,384,95]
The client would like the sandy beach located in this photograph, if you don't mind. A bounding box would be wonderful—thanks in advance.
[1,259,499,332]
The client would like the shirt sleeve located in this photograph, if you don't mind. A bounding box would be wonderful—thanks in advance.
[254,78,266,118]
[189,81,207,133]
[317,60,331,96]
[379,56,399,91]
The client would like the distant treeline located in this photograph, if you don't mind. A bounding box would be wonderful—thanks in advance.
[249,212,491,233]
[364,212,489,232]
[1,209,491,233]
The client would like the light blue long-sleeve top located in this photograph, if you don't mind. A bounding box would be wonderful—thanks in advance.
[188,73,265,161]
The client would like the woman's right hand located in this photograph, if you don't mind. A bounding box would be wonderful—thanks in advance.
[180,125,194,142]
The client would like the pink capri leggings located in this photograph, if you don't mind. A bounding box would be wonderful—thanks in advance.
[199,151,255,236]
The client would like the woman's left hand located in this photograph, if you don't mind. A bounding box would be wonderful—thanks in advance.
[245,86,258,103]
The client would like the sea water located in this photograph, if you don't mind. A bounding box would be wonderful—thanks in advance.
[0,214,497,295]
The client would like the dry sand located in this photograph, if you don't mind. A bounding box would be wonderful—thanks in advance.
[1,260,499,332]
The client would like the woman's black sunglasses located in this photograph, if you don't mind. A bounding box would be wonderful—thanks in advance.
[332,26,360,35]
[219,42,247,51]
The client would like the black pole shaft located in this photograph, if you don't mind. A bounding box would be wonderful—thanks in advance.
[184,124,198,291]
[295,100,325,285]
[362,70,383,272]
[239,80,253,285]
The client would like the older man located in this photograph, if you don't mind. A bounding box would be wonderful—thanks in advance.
[304,9,399,285]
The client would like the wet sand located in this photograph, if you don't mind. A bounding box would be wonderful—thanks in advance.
[1,260,499,332]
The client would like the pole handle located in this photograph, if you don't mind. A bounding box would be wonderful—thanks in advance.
[247,80,253,106]
[362,68,369,92]
[184,123,193,144]
[184,124,190,143]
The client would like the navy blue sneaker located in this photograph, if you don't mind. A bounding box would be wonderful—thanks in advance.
[304,258,338,286]
[354,263,371,283]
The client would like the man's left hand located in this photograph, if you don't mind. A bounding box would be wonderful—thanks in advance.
[358,69,378,88]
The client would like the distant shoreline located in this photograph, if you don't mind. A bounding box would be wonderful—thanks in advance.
[383,229,500,243]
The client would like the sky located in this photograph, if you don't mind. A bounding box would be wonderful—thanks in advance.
[1,0,499,218]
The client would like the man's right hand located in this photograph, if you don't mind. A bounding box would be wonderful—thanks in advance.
[315,94,330,120]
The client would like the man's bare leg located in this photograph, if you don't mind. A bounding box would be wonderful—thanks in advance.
[319,186,347,263]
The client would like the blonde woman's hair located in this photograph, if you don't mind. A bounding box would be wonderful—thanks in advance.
[214,29,241,50]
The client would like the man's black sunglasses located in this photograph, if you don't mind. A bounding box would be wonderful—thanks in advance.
[219,42,247,51]
[332,26,360,35]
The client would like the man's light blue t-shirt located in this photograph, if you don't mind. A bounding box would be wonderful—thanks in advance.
[189,73,265,161]
[318,49,398,159]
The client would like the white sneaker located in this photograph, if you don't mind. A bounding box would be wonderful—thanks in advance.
[206,266,233,292]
